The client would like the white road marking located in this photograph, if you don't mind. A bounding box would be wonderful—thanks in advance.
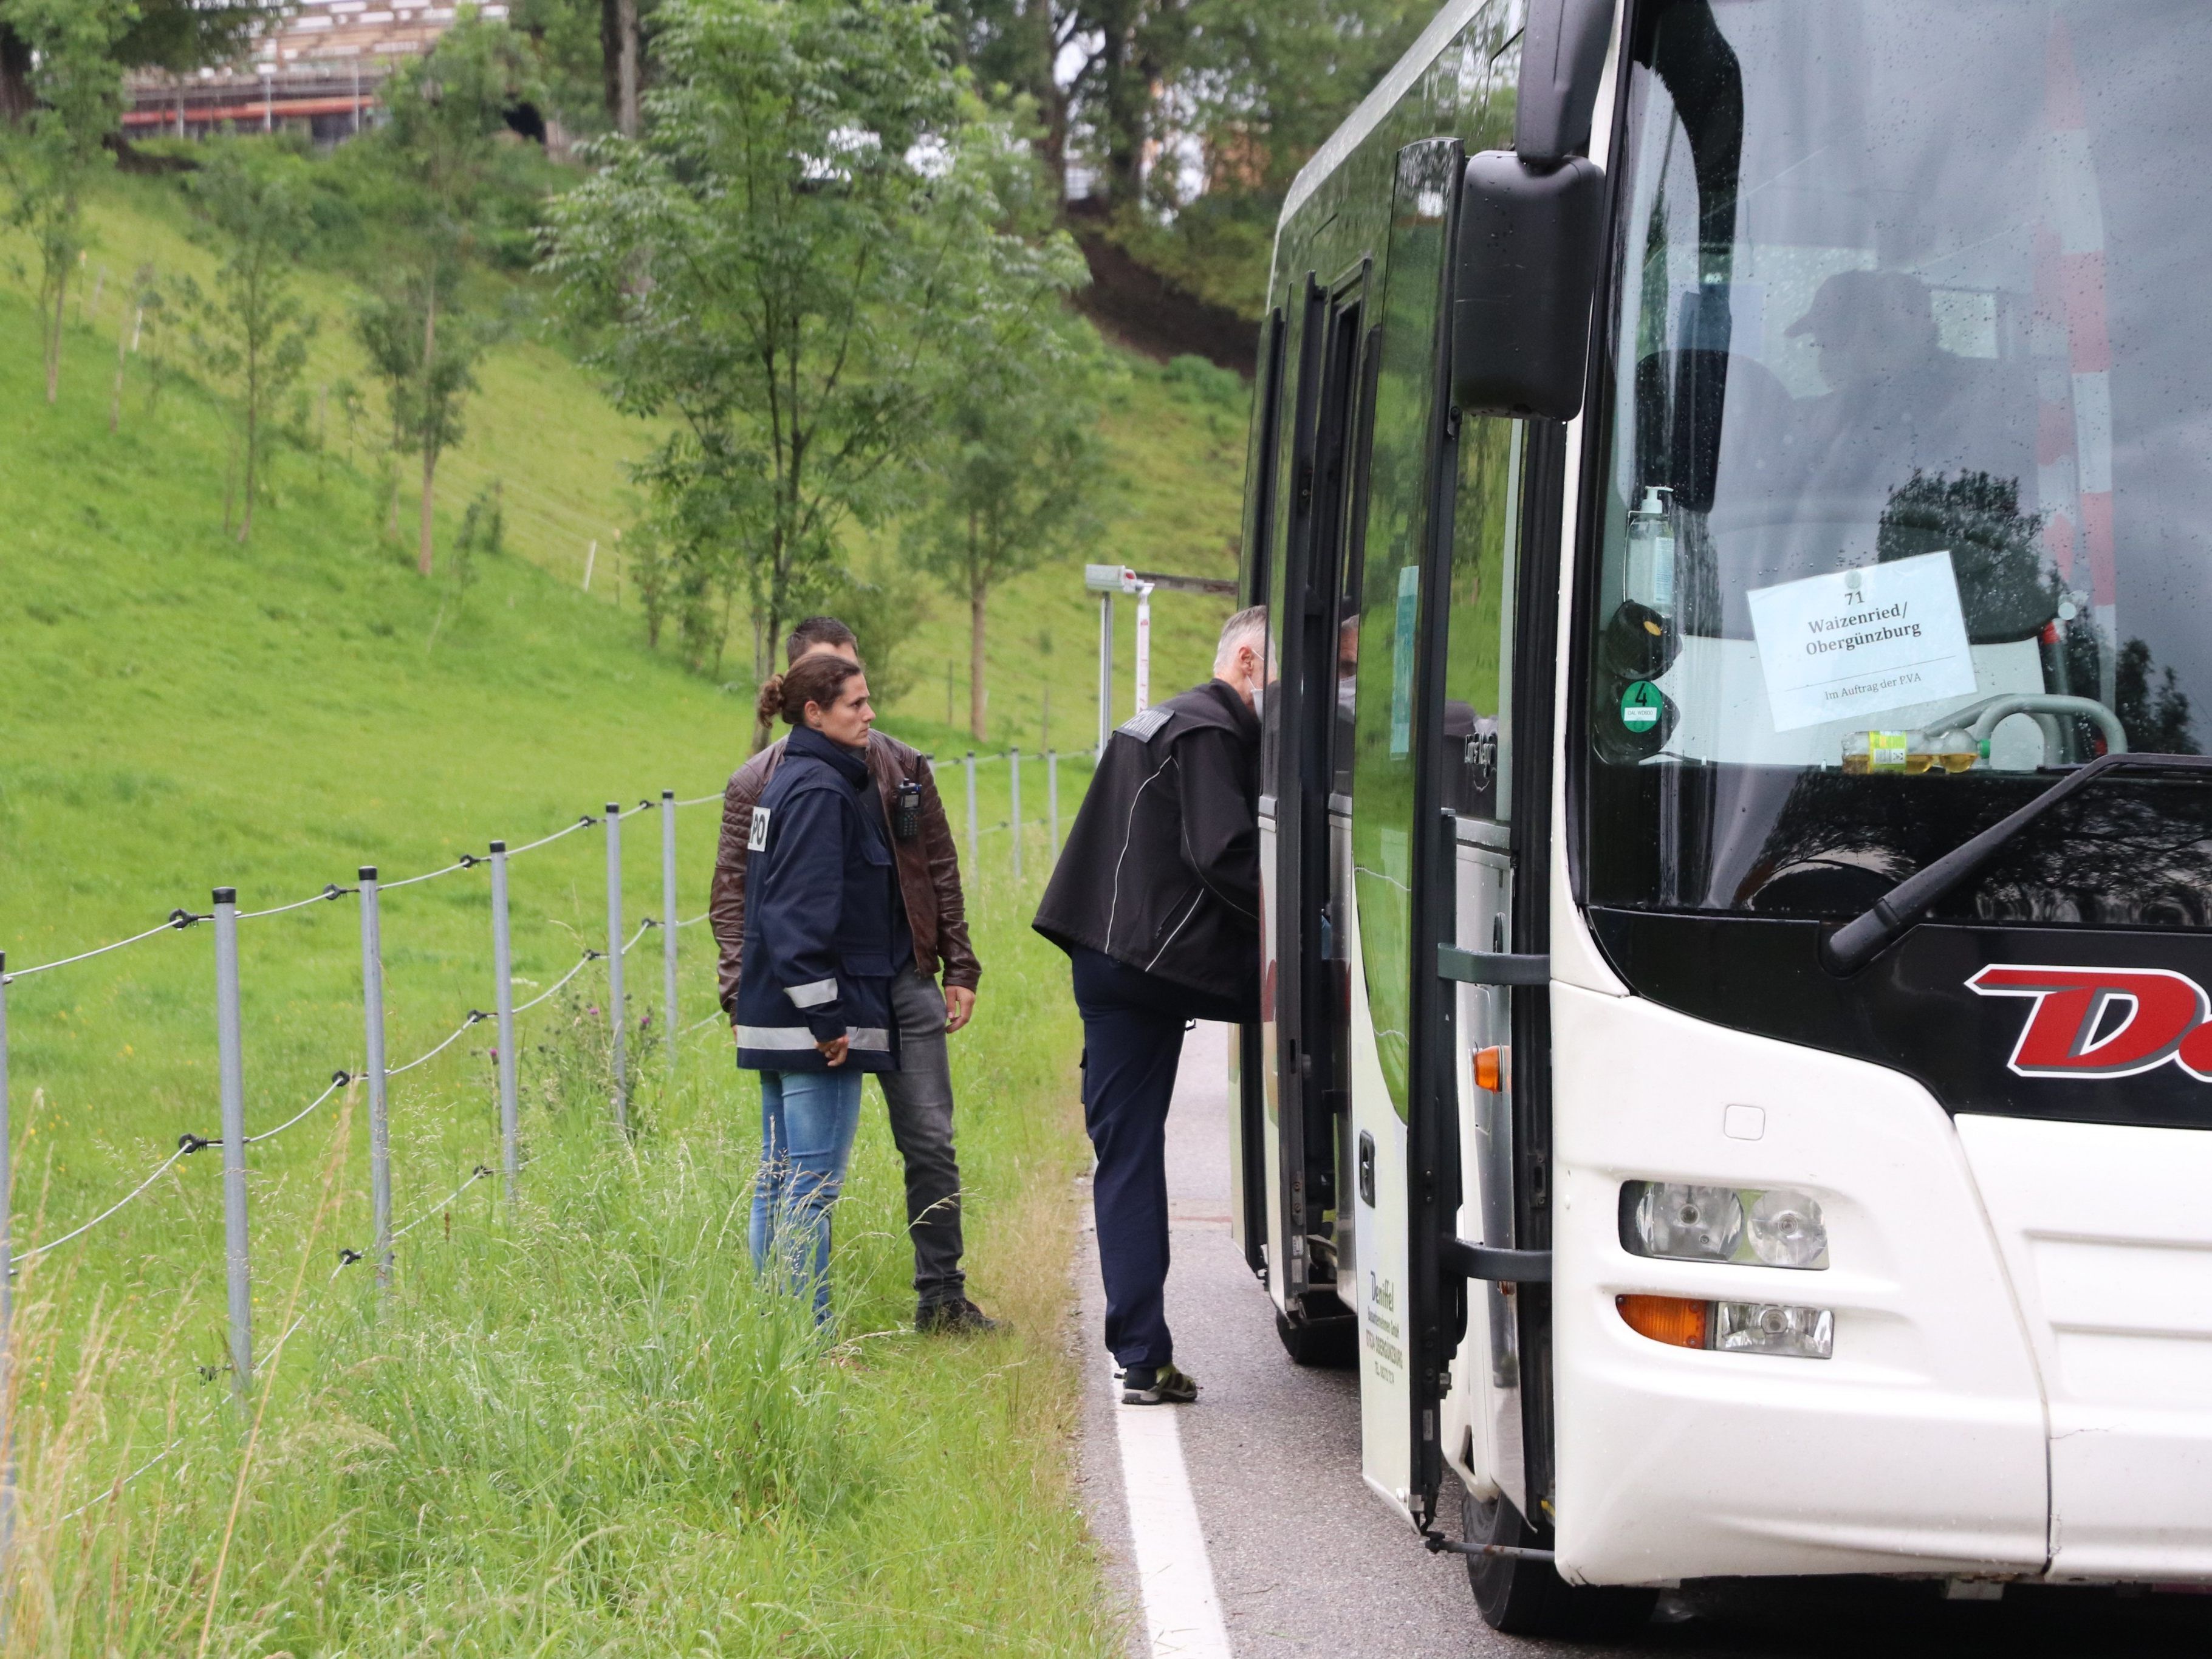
[1111,1360,1234,1658]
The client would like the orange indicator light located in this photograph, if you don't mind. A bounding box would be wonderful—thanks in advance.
[1473,1045,1509,1092]
[1617,1294,1709,1349]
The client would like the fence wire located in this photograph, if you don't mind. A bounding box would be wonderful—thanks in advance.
[391,1165,494,1242]
[13,1144,195,1266]
[384,1011,489,1079]
[3,909,207,984]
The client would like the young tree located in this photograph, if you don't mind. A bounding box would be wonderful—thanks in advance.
[356,13,532,576]
[355,258,500,574]
[543,0,1052,741]
[0,0,131,403]
[177,146,318,541]
[910,305,1102,742]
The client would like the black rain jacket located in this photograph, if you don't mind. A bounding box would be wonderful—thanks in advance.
[733,727,910,1074]
[1033,679,1261,1014]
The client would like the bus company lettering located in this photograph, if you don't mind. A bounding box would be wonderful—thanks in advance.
[1968,964,2212,1081]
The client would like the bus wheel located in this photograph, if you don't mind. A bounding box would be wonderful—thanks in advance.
[1461,1487,1658,1638]
[1274,1308,1357,1367]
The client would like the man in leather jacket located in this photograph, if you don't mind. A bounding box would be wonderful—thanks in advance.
[1034,606,1267,1403]
[713,616,994,1333]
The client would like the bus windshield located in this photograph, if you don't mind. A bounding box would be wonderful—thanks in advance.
[1584,0,2212,928]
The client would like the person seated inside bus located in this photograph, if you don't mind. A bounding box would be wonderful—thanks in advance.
[1782,269,2032,509]
[1631,270,2037,641]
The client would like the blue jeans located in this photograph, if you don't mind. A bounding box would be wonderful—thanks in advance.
[748,1068,865,1324]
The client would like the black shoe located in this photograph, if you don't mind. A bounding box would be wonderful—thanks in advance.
[917,1296,1002,1335]
[1120,1362,1199,1405]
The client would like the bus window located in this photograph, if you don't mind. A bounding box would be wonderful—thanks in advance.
[1351,139,1458,1120]
[1587,0,2212,929]
[1442,417,1522,823]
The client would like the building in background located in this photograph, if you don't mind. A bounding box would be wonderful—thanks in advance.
[123,2,527,148]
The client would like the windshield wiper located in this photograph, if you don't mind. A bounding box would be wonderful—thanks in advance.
[1820,751,2212,976]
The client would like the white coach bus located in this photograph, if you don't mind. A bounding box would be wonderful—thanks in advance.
[1229,0,2212,1634]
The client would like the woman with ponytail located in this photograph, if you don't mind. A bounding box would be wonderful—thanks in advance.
[733,651,908,1324]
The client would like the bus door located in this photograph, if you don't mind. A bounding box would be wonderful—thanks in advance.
[1346,135,1473,1525]
[1263,262,1374,1362]
[1231,307,1287,1278]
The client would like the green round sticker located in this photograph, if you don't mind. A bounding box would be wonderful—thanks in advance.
[1620,680,1663,732]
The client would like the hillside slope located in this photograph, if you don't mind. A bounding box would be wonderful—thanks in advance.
[24,169,1248,758]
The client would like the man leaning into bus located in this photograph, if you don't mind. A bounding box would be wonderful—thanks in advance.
[712,615,998,1334]
[1033,607,1267,1404]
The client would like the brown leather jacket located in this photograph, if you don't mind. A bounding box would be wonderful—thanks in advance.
[713,730,979,1016]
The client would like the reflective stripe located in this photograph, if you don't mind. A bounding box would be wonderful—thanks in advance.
[738,1024,893,1051]
[738,1026,820,1050]
[786,976,838,1008]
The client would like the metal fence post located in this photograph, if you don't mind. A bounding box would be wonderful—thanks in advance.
[660,790,679,1075]
[212,889,252,1398]
[1048,751,1060,853]
[1010,748,1022,881]
[964,753,978,872]
[1097,593,1113,759]
[0,952,14,1577]
[358,868,392,1288]
[489,843,518,1203]
[605,804,628,1131]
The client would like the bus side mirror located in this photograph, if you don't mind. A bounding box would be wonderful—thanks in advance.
[1451,150,1606,422]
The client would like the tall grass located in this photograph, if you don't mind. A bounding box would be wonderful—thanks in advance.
[4,872,1112,1655]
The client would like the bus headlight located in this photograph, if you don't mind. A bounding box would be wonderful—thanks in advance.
[1625,1182,1743,1262]
[1746,1188,1828,1269]
[1713,1300,1834,1360]
[1621,1181,1829,1270]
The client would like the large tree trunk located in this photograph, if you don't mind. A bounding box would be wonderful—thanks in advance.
[0,26,32,127]
[1097,7,1149,207]
[417,284,437,576]
[602,0,640,137]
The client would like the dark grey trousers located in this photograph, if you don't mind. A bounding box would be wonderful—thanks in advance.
[884,965,967,1307]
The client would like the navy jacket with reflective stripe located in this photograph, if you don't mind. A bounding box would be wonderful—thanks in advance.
[734,727,906,1073]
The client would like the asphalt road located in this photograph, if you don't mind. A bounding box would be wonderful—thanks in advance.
[1070,1021,2212,1659]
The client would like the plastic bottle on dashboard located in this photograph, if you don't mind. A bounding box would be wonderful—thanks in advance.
[1926,729,1978,773]
[1843,730,1917,774]
[1842,730,1976,775]
[1625,486,1676,614]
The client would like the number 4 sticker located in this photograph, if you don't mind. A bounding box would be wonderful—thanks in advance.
[1621,680,1663,732]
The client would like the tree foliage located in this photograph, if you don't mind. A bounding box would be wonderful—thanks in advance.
[543,0,1081,733]
[354,13,532,575]
[944,0,1431,313]
[0,0,132,403]
[177,143,318,541]
[905,191,1100,741]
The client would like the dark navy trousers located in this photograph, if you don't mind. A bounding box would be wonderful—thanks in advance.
[1071,948,1248,1372]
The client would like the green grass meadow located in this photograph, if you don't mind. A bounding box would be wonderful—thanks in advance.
[0,177,1227,1652]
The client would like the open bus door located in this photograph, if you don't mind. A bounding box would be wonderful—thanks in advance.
[1342,135,1476,1528]
[1347,132,1575,1576]
[1255,261,1375,1365]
